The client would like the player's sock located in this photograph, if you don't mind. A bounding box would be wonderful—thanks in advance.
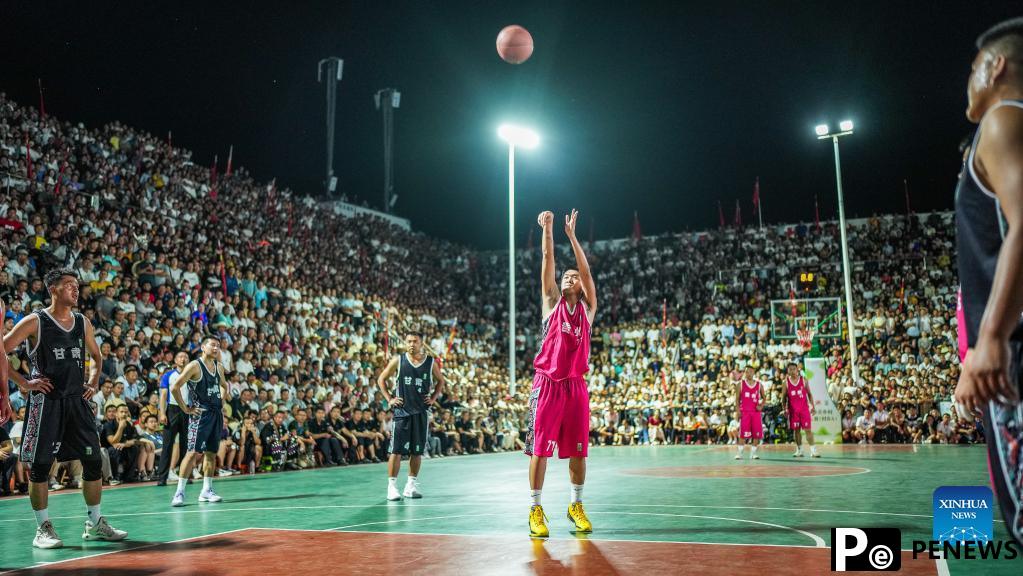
[530,489,542,507]
[202,476,213,492]
[176,477,187,494]
[737,445,745,454]
[87,504,101,524]
[388,477,397,488]
[405,475,416,486]
[751,445,758,453]
[34,508,49,527]
[571,484,583,503]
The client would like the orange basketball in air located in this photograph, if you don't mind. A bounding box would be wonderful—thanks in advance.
[496,25,534,64]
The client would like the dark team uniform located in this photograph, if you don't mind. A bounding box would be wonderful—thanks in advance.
[390,354,433,456]
[186,359,224,454]
[955,99,1023,545]
[19,310,101,467]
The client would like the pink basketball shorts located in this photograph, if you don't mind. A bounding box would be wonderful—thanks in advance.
[524,373,589,459]
[788,406,812,430]
[740,410,764,439]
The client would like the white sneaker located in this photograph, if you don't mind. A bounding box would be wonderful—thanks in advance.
[171,491,185,507]
[33,521,63,549]
[387,484,402,501]
[191,468,202,480]
[168,470,180,481]
[811,447,821,458]
[734,452,742,460]
[49,481,64,491]
[402,481,422,499]
[217,469,233,477]
[793,450,803,458]
[83,517,127,541]
[751,451,760,460]
[198,489,223,503]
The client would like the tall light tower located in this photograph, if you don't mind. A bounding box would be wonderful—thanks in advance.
[318,57,343,197]
[815,120,860,384]
[498,123,540,396]
[375,88,401,212]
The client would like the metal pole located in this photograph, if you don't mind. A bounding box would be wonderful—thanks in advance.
[832,136,859,383]
[508,144,517,396]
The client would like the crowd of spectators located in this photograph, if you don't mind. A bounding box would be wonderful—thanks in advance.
[0,93,973,497]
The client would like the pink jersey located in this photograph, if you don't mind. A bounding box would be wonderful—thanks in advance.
[786,377,810,410]
[739,380,762,413]
[533,298,591,381]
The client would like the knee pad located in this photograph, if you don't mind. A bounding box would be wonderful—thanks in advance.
[29,461,53,483]
[82,456,103,482]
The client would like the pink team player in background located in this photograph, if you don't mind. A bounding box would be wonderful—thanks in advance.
[782,362,820,458]
[525,209,596,539]
[734,366,766,460]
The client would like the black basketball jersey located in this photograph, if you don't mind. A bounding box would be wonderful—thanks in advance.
[955,99,1023,347]
[187,358,223,411]
[393,354,433,416]
[28,310,86,398]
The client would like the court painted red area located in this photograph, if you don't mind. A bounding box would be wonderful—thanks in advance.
[3,528,939,576]
[623,465,869,478]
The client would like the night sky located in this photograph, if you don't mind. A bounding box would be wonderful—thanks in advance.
[1,2,1019,248]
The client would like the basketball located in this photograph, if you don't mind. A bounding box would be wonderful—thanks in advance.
[496,25,533,64]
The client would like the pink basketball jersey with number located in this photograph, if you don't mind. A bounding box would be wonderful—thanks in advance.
[786,377,810,410]
[533,298,591,381]
[740,380,761,413]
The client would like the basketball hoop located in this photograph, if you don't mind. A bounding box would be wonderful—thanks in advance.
[796,322,816,353]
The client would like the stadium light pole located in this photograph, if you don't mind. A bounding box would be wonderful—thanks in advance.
[498,124,539,397]
[815,120,860,384]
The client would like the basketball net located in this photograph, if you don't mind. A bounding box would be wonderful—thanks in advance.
[796,321,816,353]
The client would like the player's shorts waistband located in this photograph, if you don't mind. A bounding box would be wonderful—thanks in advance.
[532,372,587,386]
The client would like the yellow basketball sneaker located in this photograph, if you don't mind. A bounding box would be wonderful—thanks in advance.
[567,501,593,533]
[529,504,550,538]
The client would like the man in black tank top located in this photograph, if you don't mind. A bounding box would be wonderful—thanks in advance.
[377,332,445,501]
[3,268,127,549]
[169,336,228,507]
[954,17,1023,546]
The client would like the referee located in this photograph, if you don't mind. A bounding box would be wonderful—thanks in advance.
[155,351,190,486]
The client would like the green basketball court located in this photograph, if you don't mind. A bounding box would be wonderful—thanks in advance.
[0,445,1017,575]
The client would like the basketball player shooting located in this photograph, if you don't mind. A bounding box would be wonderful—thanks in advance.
[526,209,596,538]
[953,17,1023,546]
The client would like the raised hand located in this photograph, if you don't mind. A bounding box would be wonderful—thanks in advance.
[537,211,554,229]
[564,209,579,239]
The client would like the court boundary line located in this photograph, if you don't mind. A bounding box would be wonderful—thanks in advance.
[0,501,1004,524]
[256,526,932,553]
[621,465,873,480]
[0,527,249,576]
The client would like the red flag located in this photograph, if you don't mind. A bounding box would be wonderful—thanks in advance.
[733,199,742,228]
[225,145,234,177]
[814,195,821,230]
[752,177,760,207]
[661,299,667,344]
[218,247,227,298]
[24,133,34,180]
[445,318,459,360]
[632,211,642,241]
[37,79,45,118]
[209,155,218,199]
[718,201,725,228]
[54,147,69,196]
